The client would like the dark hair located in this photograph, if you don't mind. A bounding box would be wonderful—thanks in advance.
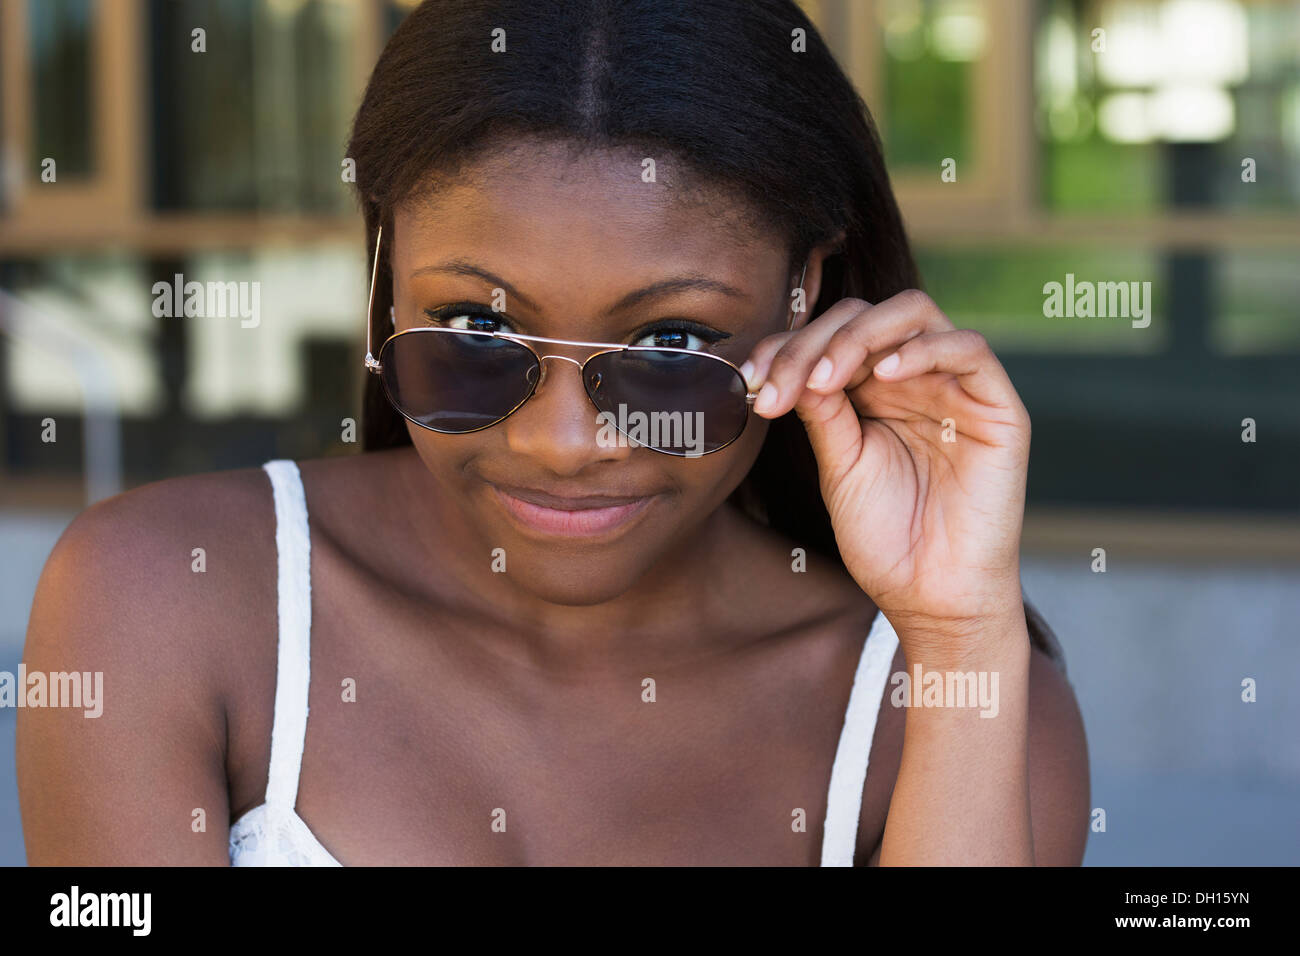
[345,0,1065,672]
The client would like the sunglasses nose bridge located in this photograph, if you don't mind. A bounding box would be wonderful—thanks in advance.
[529,352,587,391]
[536,353,584,369]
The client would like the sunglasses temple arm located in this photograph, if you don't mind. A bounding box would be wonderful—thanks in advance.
[365,224,384,372]
[787,260,809,333]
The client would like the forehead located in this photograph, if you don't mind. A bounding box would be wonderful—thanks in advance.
[391,140,787,289]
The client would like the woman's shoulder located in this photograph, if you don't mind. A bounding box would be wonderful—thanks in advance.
[31,449,410,649]
[18,462,298,862]
[26,462,292,708]
[40,449,399,591]
[62,460,271,533]
[40,461,278,601]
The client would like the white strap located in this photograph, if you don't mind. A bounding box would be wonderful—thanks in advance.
[261,459,313,810]
[820,610,900,866]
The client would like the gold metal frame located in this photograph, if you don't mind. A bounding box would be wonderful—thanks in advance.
[362,225,807,455]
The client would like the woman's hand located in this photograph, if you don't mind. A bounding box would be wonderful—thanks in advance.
[741,289,1031,663]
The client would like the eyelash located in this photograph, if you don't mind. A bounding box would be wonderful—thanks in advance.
[421,302,731,348]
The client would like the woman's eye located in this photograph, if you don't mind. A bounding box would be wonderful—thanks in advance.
[449,313,508,334]
[633,326,709,350]
[425,307,514,335]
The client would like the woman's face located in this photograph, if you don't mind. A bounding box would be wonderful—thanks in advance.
[389,140,806,606]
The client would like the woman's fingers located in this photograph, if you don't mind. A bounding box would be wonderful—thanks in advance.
[746,289,955,419]
[789,384,865,490]
[802,289,956,397]
[739,297,871,398]
[871,328,1026,419]
[738,289,1027,484]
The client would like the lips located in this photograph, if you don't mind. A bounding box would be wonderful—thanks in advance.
[492,484,652,510]
[489,483,657,537]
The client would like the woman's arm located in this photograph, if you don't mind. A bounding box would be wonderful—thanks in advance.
[745,288,1090,864]
[879,613,1089,865]
[882,607,1035,864]
[17,487,235,865]
[865,638,1089,865]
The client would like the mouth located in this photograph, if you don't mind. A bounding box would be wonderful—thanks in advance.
[489,483,657,538]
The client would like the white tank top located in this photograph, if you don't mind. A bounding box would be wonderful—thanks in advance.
[229,458,901,866]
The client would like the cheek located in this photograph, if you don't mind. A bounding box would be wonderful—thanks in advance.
[677,415,770,507]
[407,424,483,482]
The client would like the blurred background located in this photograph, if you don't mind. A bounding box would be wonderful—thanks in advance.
[1,0,1297,865]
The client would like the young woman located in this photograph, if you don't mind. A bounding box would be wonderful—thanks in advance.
[18,0,1088,865]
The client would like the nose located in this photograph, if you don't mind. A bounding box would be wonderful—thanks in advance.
[503,352,630,473]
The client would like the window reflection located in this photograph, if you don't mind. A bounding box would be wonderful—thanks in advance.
[149,0,355,212]
[880,0,986,170]
[1038,0,1300,210]
[29,0,94,178]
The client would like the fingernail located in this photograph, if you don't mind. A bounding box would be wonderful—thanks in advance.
[806,356,833,389]
[875,352,900,375]
[753,382,778,414]
[739,360,757,389]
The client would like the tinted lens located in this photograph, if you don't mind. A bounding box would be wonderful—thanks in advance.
[380,329,538,432]
[584,349,749,456]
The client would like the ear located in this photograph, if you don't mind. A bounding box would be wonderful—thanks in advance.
[790,231,846,330]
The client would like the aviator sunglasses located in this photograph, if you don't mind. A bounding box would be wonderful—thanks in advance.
[363,225,807,456]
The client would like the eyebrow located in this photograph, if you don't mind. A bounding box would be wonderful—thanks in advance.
[410,260,751,314]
